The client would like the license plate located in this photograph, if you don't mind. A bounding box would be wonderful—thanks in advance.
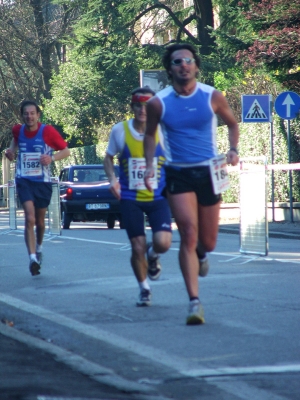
[86,203,110,210]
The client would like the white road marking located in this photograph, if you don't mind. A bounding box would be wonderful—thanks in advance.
[207,379,289,400]
[47,235,300,264]
[2,229,300,266]
[2,228,300,264]
[59,235,126,245]
[1,293,300,380]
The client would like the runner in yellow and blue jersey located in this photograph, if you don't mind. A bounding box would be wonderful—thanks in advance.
[104,87,172,306]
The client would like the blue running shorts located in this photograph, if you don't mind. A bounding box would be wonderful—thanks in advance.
[16,178,52,209]
[120,198,172,239]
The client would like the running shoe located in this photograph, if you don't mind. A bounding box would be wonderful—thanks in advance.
[146,242,162,280]
[136,289,152,307]
[36,251,43,266]
[186,300,205,325]
[29,259,41,276]
[198,256,209,277]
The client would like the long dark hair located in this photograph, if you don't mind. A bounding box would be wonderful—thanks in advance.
[162,44,201,80]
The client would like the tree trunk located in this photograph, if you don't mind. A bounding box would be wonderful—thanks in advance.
[29,0,53,99]
[193,0,215,56]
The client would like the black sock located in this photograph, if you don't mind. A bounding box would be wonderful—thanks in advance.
[196,242,206,260]
[190,297,199,302]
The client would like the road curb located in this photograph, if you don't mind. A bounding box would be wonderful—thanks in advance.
[0,323,156,396]
[219,227,300,240]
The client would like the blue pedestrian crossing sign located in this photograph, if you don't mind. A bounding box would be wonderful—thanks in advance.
[242,95,272,123]
[274,91,300,120]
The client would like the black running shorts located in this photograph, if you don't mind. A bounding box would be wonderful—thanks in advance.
[165,165,221,206]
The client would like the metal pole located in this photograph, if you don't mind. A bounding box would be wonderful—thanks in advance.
[287,120,293,222]
[270,121,275,221]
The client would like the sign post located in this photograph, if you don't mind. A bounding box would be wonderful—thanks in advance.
[241,95,274,220]
[274,91,300,222]
[140,69,168,93]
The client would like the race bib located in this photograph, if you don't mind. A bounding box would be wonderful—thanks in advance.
[20,152,42,177]
[128,157,158,190]
[209,154,230,194]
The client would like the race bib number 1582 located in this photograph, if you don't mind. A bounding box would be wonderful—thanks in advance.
[20,152,42,177]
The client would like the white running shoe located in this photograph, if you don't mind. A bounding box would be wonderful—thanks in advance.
[36,251,43,266]
[186,300,205,325]
[199,256,209,277]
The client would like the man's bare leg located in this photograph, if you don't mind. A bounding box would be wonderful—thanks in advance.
[167,191,199,298]
[130,235,148,282]
[22,200,37,256]
[197,201,221,253]
[35,207,47,247]
[23,200,41,275]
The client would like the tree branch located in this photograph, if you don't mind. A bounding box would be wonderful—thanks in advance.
[130,3,201,45]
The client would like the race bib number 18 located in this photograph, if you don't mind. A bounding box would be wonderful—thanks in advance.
[209,154,230,194]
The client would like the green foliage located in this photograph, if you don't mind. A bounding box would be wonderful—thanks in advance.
[43,58,133,147]
[47,0,300,205]
[213,0,300,92]
[214,67,283,125]
[51,141,108,177]
[218,117,300,203]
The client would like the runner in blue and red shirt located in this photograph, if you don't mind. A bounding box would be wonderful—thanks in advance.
[5,100,70,276]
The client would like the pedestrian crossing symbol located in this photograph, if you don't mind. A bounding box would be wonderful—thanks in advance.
[242,94,272,123]
[245,100,267,120]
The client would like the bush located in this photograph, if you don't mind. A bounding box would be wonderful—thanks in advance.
[218,116,300,203]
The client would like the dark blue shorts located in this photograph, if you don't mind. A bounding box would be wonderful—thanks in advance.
[165,165,222,206]
[16,178,52,209]
[120,198,172,239]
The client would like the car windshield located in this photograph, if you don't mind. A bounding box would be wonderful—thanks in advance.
[73,167,119,183]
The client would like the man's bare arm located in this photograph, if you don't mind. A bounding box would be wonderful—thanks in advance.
[4,138,18,161]
[104,153,120,200]
[212,90,239,166]
[40,146,70,166]
[144,97,162,191]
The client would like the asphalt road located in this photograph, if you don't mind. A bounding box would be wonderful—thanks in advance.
[0,212,300,400]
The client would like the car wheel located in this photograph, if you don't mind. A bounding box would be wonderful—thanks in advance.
[107,215,115,229]
[62,211,72,229]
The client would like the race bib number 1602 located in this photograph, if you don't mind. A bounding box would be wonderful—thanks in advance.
[128,157,158,190]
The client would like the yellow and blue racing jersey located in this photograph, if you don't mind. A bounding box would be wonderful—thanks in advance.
[118,121,166,202]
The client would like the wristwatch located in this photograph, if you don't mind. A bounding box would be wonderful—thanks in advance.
[230,147,238,155]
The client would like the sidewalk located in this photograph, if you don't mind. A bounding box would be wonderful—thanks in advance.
[1,206,299,240]
[219,220,300,240]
